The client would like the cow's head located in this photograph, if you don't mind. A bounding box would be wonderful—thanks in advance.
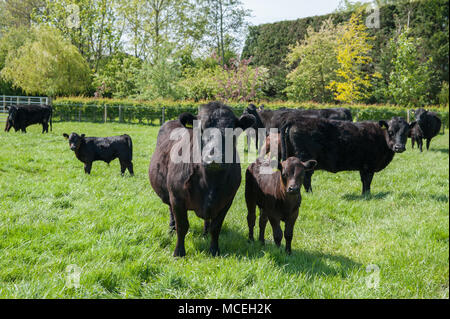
[278,157,317,195]
[179,102,255,169]
[378,117,415,153]
[63,132,85,151]
[414,108,428,123]
[243,104,264,129]
[5,106,17,132]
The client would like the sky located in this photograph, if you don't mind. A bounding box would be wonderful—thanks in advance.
[242,0,374,25]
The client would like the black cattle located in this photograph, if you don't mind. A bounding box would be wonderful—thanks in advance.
[280,117,414,195]
[244,105,353,192]
[149,101,255,257]
[63,132,134,176]
[4,104,52,133]
[245,157,316,254]
[408,121,424,152]
[414,108,442,151]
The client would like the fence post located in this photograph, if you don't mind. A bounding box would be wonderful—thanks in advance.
[160,106,165,125]
[119,105,122,123]
[407,109,410,123]
[104,105,107,123]
[2,95,5,109]
[79,105,81,122]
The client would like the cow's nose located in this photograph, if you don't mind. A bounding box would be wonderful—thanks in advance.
[393,144,405,153]
[287,186,300,194]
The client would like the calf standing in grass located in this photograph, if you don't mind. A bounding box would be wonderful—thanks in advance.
[63,132,133,176]
[414,108,442,151]
[409,121,424,152]
[245,157,316,254]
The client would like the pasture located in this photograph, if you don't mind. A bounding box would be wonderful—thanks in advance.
[0,121,448,298]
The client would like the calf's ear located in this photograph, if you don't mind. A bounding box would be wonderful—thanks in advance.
[63,133,69,140]
[378,120,389,130]
[302,160,317,171]
[236,114,255,130]
[179,112,197,129]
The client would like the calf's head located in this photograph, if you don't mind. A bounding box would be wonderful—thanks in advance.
[414,108,428,123]
[278,157,317,195]
[5,106,16,132]
[179,102,255,169]
[378,117,414,153]
[63,132,85,151]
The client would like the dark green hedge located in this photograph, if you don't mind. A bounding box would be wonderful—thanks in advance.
[241,0,449,101]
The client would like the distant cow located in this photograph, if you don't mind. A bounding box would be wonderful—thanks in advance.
[408,121,424,152]
[261,132,281,159]
[414,108,442,151]
[280,117,414,195]
[63,132,134,176]
[4,104,52,133]
[245,157,316,254]
[149,102,255,257]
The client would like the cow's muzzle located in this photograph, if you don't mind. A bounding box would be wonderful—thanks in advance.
[287,186,300,195]
[393,144,406,153]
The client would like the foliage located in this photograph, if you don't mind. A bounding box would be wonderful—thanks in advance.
[327,12,381,103]
[285,18,343,103]
[1,26,91,96]
[387,27,433,106]
[438,82,449,106]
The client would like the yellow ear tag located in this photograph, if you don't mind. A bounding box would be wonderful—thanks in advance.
[381,126,387,130]
[185,124,193,128]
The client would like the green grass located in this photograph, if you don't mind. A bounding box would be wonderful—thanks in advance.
[0,122,448,298]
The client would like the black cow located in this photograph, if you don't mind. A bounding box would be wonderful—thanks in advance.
[414,108,442,151]
[244,104,353,192]
[63,132,134,176]
[149,102,255,257]
[245,157,316,254]
[280,117,414,195]
[4,104,52,133]
[408,121,424,152]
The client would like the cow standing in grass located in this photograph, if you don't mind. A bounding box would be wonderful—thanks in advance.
[245,157,316,254]
[414,108,442,151]
[280,117,414,195]
[149,102,255,257]
[63,132,134,176]
[4,104,52,133]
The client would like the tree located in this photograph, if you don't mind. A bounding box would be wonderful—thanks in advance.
[327,12,381,103]
[1,26,91,96]
[285,18,343,103]
[202,0,250,66]
[388,27,433,106]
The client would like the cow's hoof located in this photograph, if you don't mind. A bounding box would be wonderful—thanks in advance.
[209,247,220,257]
[173,248,186,257]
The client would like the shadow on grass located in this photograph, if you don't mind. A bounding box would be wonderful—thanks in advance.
[341,191,390,201]
[398,192,449,203]
[429,148,449,154]
[190,224,362,278]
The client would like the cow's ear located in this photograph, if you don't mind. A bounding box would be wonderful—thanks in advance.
[81,134,85,139]
[259,105,265,110]
[378,120,389,130]
[248,104,257,110]
[302,160,317,171]
[179,112,197,129]
[236,114,255,130]
[63,133,69,140]
[409,121,417,129]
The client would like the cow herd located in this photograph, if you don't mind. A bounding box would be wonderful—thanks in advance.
[3,102,444,257]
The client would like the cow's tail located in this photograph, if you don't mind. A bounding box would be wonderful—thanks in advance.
[126,135,133,161]
[280,122,291,161]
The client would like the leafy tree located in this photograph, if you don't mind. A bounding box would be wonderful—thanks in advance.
[1,26,91,96]
[285,18,343,103]
[327,12,381,103]
[388,27,433,106]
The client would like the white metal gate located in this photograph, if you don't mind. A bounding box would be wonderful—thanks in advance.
[0,95,51,123]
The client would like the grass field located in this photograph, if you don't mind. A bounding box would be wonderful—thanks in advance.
[0,121,448,299]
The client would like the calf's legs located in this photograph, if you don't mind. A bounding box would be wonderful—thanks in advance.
[171,203,189,257]
[360,170,374,195]
[426,138,431,150]
[84,162,92,174]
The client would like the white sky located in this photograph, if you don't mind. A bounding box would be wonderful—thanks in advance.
[242,0,374,25]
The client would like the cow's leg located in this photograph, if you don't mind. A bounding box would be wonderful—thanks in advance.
[169,206,176,233]
[119,160,127,176]
[21,127,26,133]
[202,220,210,237]
[208,203,231,256]
[172,203,189,257]
[426,138,431,150]
[245,174,257,241]
[284,210,299,254]
[411,137,415,149]
[258,210,268,244]
[42,122,48,133]
[418,138,423,152]
[303,170,313,193]
[360,170,374,195]
[127,161,134,176]
[84,162,92,174]
[268,216,283,247]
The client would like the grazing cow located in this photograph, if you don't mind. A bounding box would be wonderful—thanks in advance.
[149,102,255,257]
[280,117,414,195]
[245,157,316,254]
[414,108,442,151]
[408,121,424,152]
[244,105,353,191]
[63,132,134,176]
[4,104,52,133]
